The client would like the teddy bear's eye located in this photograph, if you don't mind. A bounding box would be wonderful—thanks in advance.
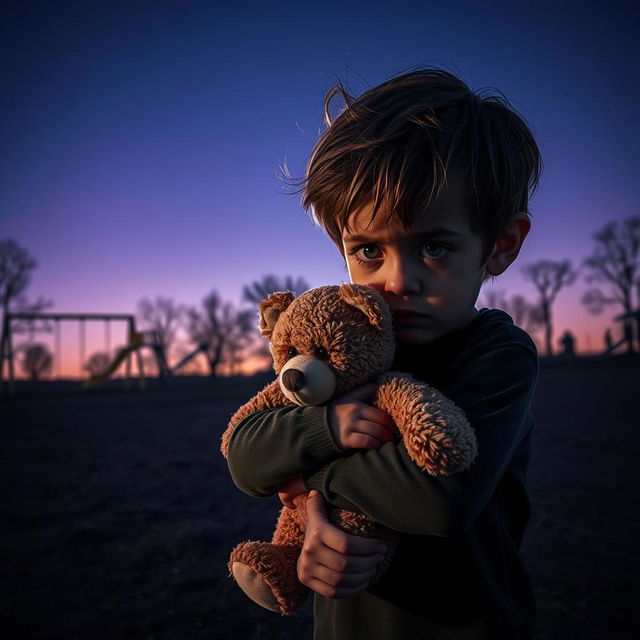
[314,346,329,360]
[287,347,298,359]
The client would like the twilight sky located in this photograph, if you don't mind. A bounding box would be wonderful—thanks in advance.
[2,0,639,374]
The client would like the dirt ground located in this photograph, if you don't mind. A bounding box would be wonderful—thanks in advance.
[1,358,638,639]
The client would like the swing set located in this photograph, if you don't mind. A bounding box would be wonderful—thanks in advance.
[0,312,169,397]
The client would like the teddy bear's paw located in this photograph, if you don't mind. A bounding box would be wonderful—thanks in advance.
[229,542,308,615]
[231,561,283,613]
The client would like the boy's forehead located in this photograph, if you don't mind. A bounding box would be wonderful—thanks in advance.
[341,176,473,240]
[342,199,471,240]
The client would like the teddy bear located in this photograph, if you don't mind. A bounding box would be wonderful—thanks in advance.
[221,283,478,615]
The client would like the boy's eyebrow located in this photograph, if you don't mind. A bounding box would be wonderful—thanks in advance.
[343,227,464,242]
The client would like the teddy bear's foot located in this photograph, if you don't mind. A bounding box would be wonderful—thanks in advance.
[229,541,307,615]
[231,561,281,612]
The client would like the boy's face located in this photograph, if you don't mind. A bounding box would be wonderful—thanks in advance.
[341,177,523,345]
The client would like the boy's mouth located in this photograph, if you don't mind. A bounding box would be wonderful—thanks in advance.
[391,310,431,325]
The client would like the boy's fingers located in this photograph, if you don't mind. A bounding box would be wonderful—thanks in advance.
[347,433,385,450]
[306,490,328,524]
[344,383,378,403]
[302,577,358,600]
[306,491,387,556]
[356,417,397,443]
[317,547,386,573]
[278,491,297,509]
[303,572,379,600]
[365,406,399,434]
[311,563,378,587]
[323,525,387,557]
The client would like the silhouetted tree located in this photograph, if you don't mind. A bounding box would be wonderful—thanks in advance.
[20,343,53,380]
[84,352,110,376]
[242,274,310,304]
[223,331,255,376]
[509,295,546,336]
[478,289,544,337]
[185,291,255,377]
[581,216,640,353]
[0,238,52,331]
[137,296,184,360]
[478,288,509,311]
[250,339,274,372]
[521,260,577,357]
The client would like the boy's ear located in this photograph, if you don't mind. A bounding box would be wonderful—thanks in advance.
[484,213,531,276]
[258,291,295,338]
[338,283,390,330]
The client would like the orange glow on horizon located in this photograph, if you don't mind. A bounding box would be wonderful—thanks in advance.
[3,300,634,382]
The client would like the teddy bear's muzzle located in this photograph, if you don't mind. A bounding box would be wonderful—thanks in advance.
[279,355,336,406]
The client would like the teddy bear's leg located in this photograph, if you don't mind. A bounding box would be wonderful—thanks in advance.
[229,494,309,615]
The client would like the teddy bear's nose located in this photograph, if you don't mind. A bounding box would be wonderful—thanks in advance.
[282,368,305,392]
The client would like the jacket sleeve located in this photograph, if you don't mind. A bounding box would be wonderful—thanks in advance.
[225,404,344,496]
[303,345,538,536]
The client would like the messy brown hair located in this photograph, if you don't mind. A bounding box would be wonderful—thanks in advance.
[285,67,542,264]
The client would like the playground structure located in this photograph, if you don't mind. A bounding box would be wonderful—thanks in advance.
[0,311,213,397]
[0,313,170,397]
[594,308,640,360]
[170,341,211,375]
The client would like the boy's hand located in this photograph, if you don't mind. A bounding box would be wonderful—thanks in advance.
[278,475,307,509]
[327,383,398,450]
[297,490,387,599]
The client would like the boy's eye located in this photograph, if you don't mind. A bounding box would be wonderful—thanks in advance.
[353,244,381,261]
[287,347,298,359]
[420,242,449,260]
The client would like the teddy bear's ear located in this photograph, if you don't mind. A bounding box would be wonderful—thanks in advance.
[338,283,390,330]
[258,291,295,338]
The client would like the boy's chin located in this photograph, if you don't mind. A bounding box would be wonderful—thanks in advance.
[393,326,440,345]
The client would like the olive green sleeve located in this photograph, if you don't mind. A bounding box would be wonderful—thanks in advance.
[304,345,538,536]
[225,404,344,497]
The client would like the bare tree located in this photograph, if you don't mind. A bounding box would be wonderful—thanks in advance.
[247,339,274,373]
[185,291,255,377]
[0,239,52,331]
[223,330,255,376]
[581,216,640,353]
[521,260,577,357]
[84,352,111,376]
[243,274,310,304]
[510,295,546,337]
[137,296,183,357]
[478,288,509,311]
[478,289,545,337]
[20,343,53,380]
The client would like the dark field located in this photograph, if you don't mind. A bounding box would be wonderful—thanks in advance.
[1,358,638,639]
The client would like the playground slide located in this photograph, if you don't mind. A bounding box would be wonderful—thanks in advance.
[171,343,208,374]
[87,344,139,387]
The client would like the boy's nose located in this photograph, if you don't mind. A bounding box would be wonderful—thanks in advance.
[383,257,422,296]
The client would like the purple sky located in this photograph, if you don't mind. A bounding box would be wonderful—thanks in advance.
[2,0,639,369]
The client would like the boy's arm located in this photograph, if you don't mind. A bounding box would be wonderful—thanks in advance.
[303,344,538,536]
[225,404,343,496]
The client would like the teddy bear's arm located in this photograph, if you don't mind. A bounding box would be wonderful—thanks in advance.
[374,371,477,476]
[221,379,289,457]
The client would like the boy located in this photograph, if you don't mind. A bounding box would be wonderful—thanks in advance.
[226,67,542,639]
